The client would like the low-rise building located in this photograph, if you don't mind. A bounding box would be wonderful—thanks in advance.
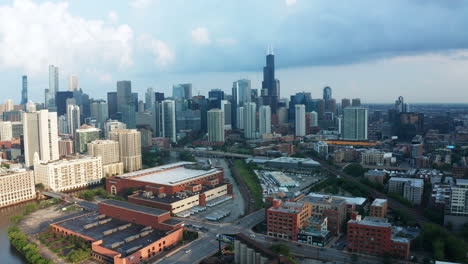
[361,149,393,166]
[388,177,424,205]
[34,156,103,192]
[299,196,347,236]
[347,215,410,259]
[369,199,388,218]
[365,170,387,184]
[0,169,36,208]
[266,200,311,241]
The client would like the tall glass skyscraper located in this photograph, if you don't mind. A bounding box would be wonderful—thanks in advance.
[261,49,280,114]
[21,76,28,105]
[48,65,59,109]
[116,81,136,128]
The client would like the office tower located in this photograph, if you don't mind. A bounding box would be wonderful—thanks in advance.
[75,127,101,153]
[132,93,139,112]
[58,115,68,134]
[104,120,126,138]
[87,139,124,176]
[22,110,59,167]
[107,92,118,119]
[67,104,80,136]
[58,138,74,156]
[11,122,23,139]
[243,102,257,139]
[161,100,176,142]
[55,91,74,116]
[351,98,361,107]
[323,86,332,101]
[26,101,36,112]
[109,129,141,172]
[295,104,306,137]
[0,121,13,141]
[236,106,244,129]
[209,89,225,101]
[191,96,208,132]
[325,98,336,114]
[259,105,271,136]
[208,109,225,142]
[395,96,409,113]
[172,83,192,100]
[261,48,280,113]
[155,92,165,102]
[341,98,351,111]
[90,101,109,129]
[145,87,155,110]
[34,156,103,191]
[138,100,145,112]
[277,107,288,125]
[289,92,312,122]
[232,79,251,129]
[48,65,59,109]
[310,111,318,127]
[68,75,78,91]
[117,81,136,128]
[220,100,232,129]
[343,107,368,140]
[21,76,28,105]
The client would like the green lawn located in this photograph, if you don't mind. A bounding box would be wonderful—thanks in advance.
[235,160,264,210]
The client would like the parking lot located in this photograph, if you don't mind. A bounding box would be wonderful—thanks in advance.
[257,170,325,196]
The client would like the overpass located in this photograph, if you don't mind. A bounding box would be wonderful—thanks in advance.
[169,147,254,159]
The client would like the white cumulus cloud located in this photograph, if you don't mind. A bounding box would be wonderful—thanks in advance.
[108,11,119,23]
[286,0,297,6]
[191,27,211,45]
[139,34,175,68]
[131,0,156,9]
[0,0,134,74]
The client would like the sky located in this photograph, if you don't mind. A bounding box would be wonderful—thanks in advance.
[1,0,468,104]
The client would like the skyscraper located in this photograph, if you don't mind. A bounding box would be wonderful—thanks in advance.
[261,48,280,113]
[104,120,127,138]
[208,109,225,142]
[323,86,332,101]
[395,96,409,113]
[351,98,361,107]
[56,91,74,116]
[295,104,306,137]
[161,100,176,142]
[341,98,351,111]
[23,110,59,167]
[48,65,59,109]
[220,100,232,129]
[75,127,101,153]
[68,75,78,91]
[343,107,368,140]
[232,79,251,129]
[117,81,136,128]
[172,84,192,100]
[90,100,109,129]
[21,76,28,105]
[259,105,272,136]
[0,121,13,141]
[243,102,257,139]
[107,92,118,119]
[145,87,155,111]
[109,129,142,172]
[67,104,80,136]
[236,106,244,130]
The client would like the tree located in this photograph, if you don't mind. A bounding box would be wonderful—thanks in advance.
[35,183,45,190]
[343,163,366,177]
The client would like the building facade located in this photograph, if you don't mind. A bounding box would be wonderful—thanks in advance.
[109,129,142,172]
[0,169,35,208]
[207,109,225,143]
[343,107,368,140]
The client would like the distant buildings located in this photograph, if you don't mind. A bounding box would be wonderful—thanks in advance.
[117,80,136,129]
[66,104,80,136]
[295,104,306,137]
[449,179,468,216]
[109,129,142,172]
[388,177,424,205]
[207,109,225,143]
[259,105,272,136]
[23,110,59,167]
[244,102,257,139]
[365,170,387,184]
[104,120,126,138]
[343,107,368,140]
[0,169,35,208]
[87,140,124,177]
[75,127,101,153]
[34,156,103,192]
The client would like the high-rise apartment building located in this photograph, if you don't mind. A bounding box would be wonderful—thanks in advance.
[109,129,141,172]
[208,109,225,142]
[34,156,103,192]
[75,127,101,153]
[87,140,123,177]
[104,120,126,138]
[160,100,176,143]
[259,105,272,136]
[243,102,257,139]
[220,100,232,129]
[236,106,244,130]
[450,179,468,216]
[295,104,306,137]
[67,104,80,136]
[21,76,28,105]
[23,110,59,167]
[343,107,368,140]
[0,169,35,208]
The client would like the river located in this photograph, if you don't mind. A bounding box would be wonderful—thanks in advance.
[0,202,33,264]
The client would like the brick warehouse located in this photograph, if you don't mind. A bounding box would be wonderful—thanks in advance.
[106,162,233,214]
[50,200,184,264]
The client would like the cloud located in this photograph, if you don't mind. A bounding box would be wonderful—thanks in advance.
[108,11,118,23]
[131,0,155,9]
[285,0,297,6]
[86,68,113,83]
[191,27,211,45]
[139,34,175,68]
[0,0,133,74]
[216,38,237,46]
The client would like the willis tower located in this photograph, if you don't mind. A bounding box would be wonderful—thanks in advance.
[261,46,280,114]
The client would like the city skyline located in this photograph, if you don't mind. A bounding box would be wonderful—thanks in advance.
[1,0,468,103]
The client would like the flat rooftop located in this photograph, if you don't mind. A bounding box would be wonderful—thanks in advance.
[307,193,366,206]
[389,177,424,188]
[120,162,221,186]
[371,199,387,207]
[270,201,305,214]
[100,199,169,217]
[349,216,391,228]
[54,212,169,257]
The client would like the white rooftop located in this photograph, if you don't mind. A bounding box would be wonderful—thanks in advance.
[372,199,387,207]
[389,177,424,188]
[308,193,366,206]
[121,162,221,186]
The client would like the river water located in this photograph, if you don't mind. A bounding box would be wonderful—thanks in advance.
[0,202,32,264]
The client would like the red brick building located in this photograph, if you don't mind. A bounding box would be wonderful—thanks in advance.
[347,215,410,259]
[266,200,311,241]
[51,200,184,264]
